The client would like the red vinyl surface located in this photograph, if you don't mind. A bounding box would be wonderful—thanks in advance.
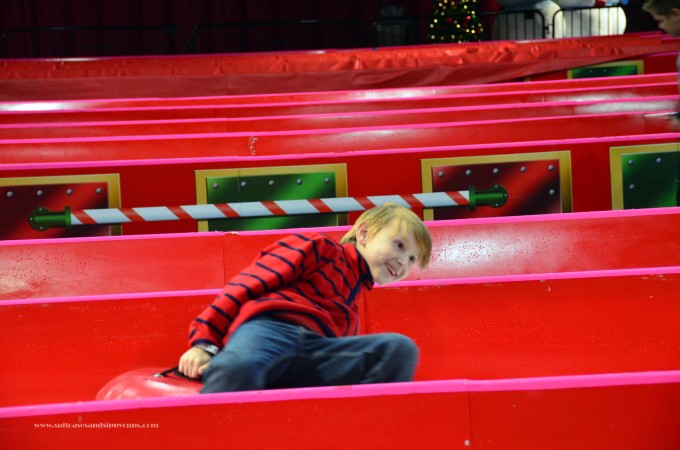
[3,209,680,300]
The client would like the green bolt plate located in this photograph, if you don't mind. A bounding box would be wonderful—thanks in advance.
[621,151,680,209]
[570,63,640,79]
[206,172,339,231]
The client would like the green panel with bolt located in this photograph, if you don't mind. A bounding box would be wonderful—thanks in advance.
[621,151,679,209]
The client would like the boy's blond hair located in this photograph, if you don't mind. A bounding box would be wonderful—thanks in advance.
[340,202,432,269]
[643,0,680,15]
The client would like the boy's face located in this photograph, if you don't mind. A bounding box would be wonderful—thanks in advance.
[650,9,680,37]
[355,219,420,285]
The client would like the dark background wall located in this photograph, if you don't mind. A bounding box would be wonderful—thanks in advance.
[0,0,657,59]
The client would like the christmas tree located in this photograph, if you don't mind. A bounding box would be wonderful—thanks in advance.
[428,0,484,43]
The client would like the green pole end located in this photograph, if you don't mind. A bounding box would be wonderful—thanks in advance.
[474,185,509,209]
[468,185,476,211]
[29,206,71,231]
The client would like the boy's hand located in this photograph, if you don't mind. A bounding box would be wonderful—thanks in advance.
[178,346,212,379]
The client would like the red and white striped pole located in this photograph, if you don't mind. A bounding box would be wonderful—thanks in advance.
[29,186,508,230]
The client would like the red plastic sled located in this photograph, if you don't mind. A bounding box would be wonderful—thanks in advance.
[96,367,202,400]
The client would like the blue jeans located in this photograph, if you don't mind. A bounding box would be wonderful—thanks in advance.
[201,317,419,393]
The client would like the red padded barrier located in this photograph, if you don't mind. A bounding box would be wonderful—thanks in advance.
[217,208,680,282]
[4,34,672,80]
[1,132,677,238]
[0,82,676,124]
[0,96,676,140]
[468,379,680,449]
[0,233,225,300]
[0,292,212,407]
[1,373,679,450]
[3,209,680,300]
[365,272,680,381]
[2,33,679,99]
[0,111,673,165]
[0,72,675,112]
[1,384,473,450]
[421,208,680,279]
[1,267,679,407]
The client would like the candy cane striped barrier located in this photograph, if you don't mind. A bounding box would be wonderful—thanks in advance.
[29,185,508,231]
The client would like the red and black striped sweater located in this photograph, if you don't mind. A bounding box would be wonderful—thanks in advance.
[189,233,375,350]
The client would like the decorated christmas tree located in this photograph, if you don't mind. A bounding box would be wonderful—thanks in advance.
[428,0,484,43]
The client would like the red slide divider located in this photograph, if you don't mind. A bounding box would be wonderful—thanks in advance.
[3,208,680,301]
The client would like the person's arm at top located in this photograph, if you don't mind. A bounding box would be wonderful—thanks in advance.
[671,112,680,131]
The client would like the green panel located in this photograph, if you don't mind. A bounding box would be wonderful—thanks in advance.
[571,64,638,79]
[206,172,338,231]
[621,151,680,209]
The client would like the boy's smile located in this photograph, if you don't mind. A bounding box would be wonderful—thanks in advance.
[355,219,420,285]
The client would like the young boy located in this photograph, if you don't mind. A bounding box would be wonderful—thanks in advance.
[643,0,680,129]
[178,202,432,393]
